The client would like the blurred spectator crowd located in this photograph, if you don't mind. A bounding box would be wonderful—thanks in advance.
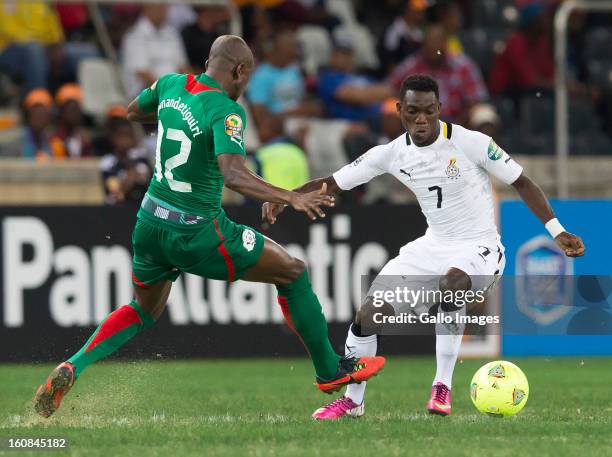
[1,0,612,204]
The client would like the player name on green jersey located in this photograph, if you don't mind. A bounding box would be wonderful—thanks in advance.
[157,97,204,138]
[137,73,247,218]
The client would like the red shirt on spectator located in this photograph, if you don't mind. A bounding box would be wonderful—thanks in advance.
[389,53,488,121]
[489,31,554,95]
[55,3,89,32]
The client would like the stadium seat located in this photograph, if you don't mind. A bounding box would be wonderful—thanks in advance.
[297,26,332,76]
[522,133,555,155]
[588,60,612,93]
[471,0,518,27]
[325,0,358,25]
[520,95,554,136]
[571,132,612,155]
[521,96,600,137]
[333,24,380,70]
[585,28,612,62]
[78,58,127,119]
[459,27,509,75]
[496,130,521,154]
[491,96,516,128]
[568,98,601,133]
[285,117,350,178]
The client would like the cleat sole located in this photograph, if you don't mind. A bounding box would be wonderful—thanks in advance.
[33,363,74,418]
[427,408,450,416]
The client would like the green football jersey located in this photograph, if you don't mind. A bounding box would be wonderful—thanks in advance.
[137,73,247,217]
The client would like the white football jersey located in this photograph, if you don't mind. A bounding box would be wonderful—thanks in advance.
[333,121,523,244]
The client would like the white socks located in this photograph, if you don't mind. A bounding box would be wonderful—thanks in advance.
[433,323,464,388]
[344,324,377,405]
[342,318,462,403]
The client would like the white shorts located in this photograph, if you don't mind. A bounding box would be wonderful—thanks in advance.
[368,232,505,314]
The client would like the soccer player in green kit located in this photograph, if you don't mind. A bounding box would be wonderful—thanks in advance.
[33,35,385,418]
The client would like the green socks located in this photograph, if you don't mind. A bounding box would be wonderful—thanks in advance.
[67,275,340,382]
[277,271,341,380]
[68,300,154,379]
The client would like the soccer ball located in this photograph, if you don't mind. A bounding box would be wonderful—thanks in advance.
[470,360,529,417]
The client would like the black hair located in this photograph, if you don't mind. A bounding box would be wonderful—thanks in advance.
[107,117,132,133]
[427,0,459,23]
[399,74,439,102]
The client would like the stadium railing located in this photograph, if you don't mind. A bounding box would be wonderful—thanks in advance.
[0,159,103,204]
[554,0,612,198]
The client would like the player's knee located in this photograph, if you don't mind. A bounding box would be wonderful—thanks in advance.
[354,297,393,334]
[133,298,162,322]
[440,268,471,293]
[276,257,306,286]
[355,297,373,326]
[292,258,306,276]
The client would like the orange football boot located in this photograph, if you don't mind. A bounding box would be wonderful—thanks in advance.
[34,362,75,418]
[316,356,385,394]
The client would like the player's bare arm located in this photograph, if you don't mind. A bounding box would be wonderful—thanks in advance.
[511,173,585,257]
[217,154,334,221]
[262,176,340,224]
[127,96,157,123]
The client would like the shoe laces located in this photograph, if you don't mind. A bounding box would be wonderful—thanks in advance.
[338,356,366,375]
[324,396,356,413]
[433,383,450,403]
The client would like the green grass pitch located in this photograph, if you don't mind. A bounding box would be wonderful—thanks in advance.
[1,357,610,457]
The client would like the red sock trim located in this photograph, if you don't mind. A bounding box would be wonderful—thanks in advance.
[85,305,143,353]
[277,295,310,355]
[277,296,296,332]
[132,272,150,289]
[213,218,235,282]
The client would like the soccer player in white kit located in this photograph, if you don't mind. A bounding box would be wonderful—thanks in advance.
[262,74,585,419]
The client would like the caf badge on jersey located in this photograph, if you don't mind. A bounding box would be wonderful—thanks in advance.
[225,113,244,147]
[445,157,460,179]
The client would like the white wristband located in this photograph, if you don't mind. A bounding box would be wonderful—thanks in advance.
[545,218,565,238]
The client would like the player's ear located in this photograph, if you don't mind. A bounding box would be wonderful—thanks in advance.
[204,59,209,71]
[237,62,252,82]
[232,63,242,80]
[396,101,401,115]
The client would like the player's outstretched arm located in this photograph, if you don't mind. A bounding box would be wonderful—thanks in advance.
[262,143,389,224]
[262,176,341,224]
[511,173,585,257]
[218,154,334,221]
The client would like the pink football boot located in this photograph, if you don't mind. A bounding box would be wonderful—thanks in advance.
[427,382,452,416]
[312,396,364,420]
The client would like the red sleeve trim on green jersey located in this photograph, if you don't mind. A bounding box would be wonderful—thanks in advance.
[132,272,151,289]
[185,74,222,95]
